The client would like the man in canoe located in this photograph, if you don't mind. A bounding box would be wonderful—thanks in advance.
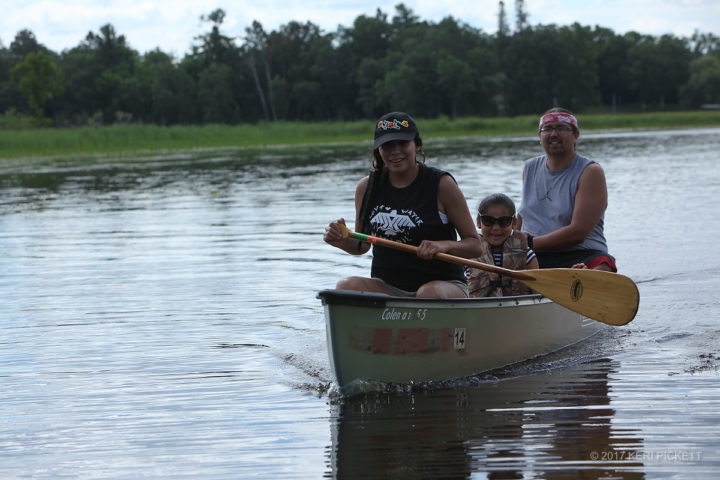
[323,112,482,298]
[517,107,617,271]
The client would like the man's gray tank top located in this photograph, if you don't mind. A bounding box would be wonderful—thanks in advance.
[519,153,608,253]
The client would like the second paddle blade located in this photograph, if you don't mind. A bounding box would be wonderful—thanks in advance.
[522,269,640,326]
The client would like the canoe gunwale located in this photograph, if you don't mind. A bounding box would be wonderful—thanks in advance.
[317,289,545,309]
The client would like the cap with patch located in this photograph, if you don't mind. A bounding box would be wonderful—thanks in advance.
[373,112,419,149]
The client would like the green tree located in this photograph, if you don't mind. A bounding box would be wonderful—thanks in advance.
[624,34,691,107]
[0,41,20,113]
[501,24,599,114]
[437,54,474,118]
[514,0,529,31]
[376,61,420,112]
[467,38,504,115]
[9,29,49,59]
[243,21,275,121]
[56,46,101,123]
[139,49,197,124]
[552,24,600,108]
[392,3,420,26]
[336,9,393,118]
[301,32,350,119]
[1,30,50,116]
[689,30,720,57]
[194,9,238,66]
[497,1,510,37]
[265,21,324,120]
[57,23,139,124]
[341,9,393,60]
[375,18,440,115]
[680,55,720,106]
[290,80,323,119]
[198,62,237,123]
[431,17,491,118]
[187,9,247,123]
[355,57,385,117]
[595,27,634,109]
[10,51,65,118]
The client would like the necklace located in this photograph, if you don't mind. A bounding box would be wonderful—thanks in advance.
[543,168,561,202]
[542,156,573,201]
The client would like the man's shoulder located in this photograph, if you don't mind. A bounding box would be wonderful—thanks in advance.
[525,154,546,165]
[523,155,547,174]
[574,153,598,167]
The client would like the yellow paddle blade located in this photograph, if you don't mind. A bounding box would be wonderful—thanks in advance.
[519,269,639,326]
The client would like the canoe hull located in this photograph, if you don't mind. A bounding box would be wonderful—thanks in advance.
[318,289,604,389]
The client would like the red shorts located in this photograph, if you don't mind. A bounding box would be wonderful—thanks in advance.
[586,255,617,271]
[536,250,617,271]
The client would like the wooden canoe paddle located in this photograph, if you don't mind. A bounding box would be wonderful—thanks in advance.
[340,225,639,326]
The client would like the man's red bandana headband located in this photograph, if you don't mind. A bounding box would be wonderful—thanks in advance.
[539,113,578,129]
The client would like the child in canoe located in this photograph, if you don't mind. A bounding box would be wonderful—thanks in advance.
[468,193,539,297]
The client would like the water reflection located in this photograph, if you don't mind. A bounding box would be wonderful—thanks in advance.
[328,359,644,479]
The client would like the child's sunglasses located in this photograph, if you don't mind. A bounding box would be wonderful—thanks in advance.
[479,215,514,228]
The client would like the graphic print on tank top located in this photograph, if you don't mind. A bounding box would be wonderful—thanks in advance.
[369,205,424,244]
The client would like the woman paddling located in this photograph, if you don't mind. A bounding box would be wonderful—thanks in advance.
[323,112,481,298]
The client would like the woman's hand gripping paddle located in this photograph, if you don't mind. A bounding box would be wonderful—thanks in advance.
[340,225,639,326]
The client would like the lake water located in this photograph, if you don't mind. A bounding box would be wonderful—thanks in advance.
[1,127,719,479]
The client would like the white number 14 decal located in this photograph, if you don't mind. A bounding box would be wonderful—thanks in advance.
[453,328,466,350]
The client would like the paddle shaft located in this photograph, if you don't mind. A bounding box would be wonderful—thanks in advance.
[348,230,535,281]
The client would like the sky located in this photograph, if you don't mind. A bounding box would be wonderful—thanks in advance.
[2,0,719,56]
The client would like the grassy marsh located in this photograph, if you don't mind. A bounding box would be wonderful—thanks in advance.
[1,110,719,161]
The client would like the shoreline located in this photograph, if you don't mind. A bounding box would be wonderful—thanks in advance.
[1,110,719,162]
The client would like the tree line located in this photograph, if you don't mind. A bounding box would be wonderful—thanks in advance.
[1,3,719,128]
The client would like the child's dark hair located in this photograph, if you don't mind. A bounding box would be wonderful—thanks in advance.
[477,193,516,218]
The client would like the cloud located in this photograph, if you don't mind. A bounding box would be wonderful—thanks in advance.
[529,0,719,37]
[1,0,718,55]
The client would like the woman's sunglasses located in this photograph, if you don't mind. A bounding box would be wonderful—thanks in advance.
[479,215,514,227]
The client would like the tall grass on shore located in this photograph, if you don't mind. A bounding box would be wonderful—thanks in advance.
[1,110,719,160]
